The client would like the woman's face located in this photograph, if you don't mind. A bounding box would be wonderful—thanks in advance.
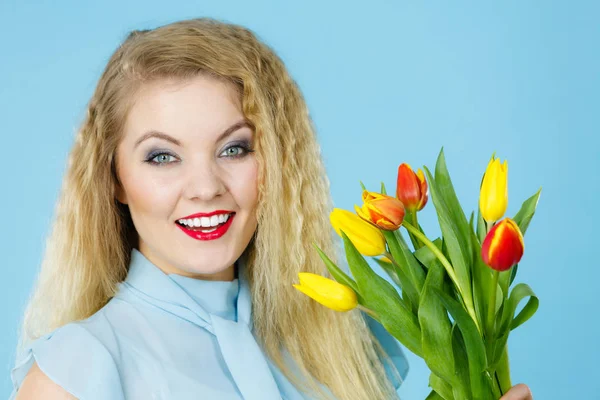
[115,75,258,281]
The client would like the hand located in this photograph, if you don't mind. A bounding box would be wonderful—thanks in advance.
[499,383,533,400]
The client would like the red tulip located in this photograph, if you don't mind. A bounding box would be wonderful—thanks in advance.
[481,218,525,271]
[396,163,428,212]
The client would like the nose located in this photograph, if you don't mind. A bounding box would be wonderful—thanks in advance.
[183,160,227,201]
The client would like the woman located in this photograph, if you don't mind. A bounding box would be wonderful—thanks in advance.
[10,18,532,400]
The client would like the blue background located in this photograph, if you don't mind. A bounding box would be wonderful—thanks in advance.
[1,1,597,398]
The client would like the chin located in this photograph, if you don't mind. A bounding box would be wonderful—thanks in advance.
[181,259,231,275]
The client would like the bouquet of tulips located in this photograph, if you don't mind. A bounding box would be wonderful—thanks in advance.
[293,148,541,399]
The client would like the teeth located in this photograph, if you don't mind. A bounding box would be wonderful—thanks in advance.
[178,213,231,228]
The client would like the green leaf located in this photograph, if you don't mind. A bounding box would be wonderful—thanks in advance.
[450,324,472,400]
[373,257,419,315]
[476,207,486,245]
[508,264,519,286]
[428,373,454,400]
[373,258,400,287]
[513,188,542,235]
[383,230,426,293]
[433,288,492,399]
[340,230,423,356]
[498,265,516,306]
[490,330,509,371]
[490,283,539,367]
[414,238,443,269]
[498,188,541,290]
[494,344,513,393]
[359,180,367,192]
[503,283,539,331]
[418,260,456,385]
[433,148,474,266]
[470,233,493,337]
[381,181,387,195]
[425,389,447,400]
[313,243,358,292]
[423,165,475,316]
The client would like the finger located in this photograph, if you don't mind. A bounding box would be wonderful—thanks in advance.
[499,383,533,400]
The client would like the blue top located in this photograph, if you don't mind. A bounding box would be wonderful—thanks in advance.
[10,248,409,399]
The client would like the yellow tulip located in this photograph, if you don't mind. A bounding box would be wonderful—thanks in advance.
[330,208,386,256]
[293,272,358,312]
[479,155,508,222]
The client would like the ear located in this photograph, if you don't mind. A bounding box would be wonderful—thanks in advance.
[115,182,128,205]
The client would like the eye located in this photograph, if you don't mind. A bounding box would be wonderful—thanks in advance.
[220,144,254,159]
[144,152,178,166]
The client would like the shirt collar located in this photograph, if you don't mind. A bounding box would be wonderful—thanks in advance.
[117,248,253,333]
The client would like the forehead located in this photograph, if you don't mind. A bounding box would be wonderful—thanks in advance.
[123,75,244,143]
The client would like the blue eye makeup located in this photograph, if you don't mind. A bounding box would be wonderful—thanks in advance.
[143,150,178,166]
[220,140,255,159]
[142,140,255,166]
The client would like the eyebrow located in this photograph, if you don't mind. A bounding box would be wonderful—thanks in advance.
[133,120,253,149]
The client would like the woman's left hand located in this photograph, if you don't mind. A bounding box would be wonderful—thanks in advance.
[499,383,533,399]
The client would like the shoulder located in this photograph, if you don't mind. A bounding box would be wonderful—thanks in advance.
[10,309,126,400]
[15,361,77,400]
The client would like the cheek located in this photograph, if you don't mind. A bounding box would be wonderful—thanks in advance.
[233,160,259,209]
[123,169,179,218]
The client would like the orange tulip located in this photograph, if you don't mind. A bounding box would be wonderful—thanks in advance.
[481,218,524,271]
[396,163,428,212]
[354,190,405,231]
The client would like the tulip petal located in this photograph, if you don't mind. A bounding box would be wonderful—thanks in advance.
[416,168,429,210]
[479,156,508,222]
[396,163,421,212]
[482,218,524,271]
[294,273,357,312]
[354,204,371,223]
[330,208,386,256]
[356,192,405,231]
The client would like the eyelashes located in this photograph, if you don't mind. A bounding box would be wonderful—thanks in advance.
[144,151,178,165]
[143,141,255,167]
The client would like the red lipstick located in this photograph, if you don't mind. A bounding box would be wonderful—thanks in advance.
[176,211,235,241]
[178,210,234,220]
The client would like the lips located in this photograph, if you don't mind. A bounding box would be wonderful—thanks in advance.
[175,218,228,230]
[178,210,235,220]
[176,213,236,241]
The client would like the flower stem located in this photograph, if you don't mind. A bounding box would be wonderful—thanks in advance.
[383,251,401,271]
[485,220,494,234]
[495,371,504,396]
[402,220,483,334]
[486,371,502,399]
[410,210,423,249]
[487,270,500,339]
[357,304,380,321]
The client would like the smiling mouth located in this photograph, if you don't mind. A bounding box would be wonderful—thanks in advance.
[176,222,225,232]
[175,212,235,232]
